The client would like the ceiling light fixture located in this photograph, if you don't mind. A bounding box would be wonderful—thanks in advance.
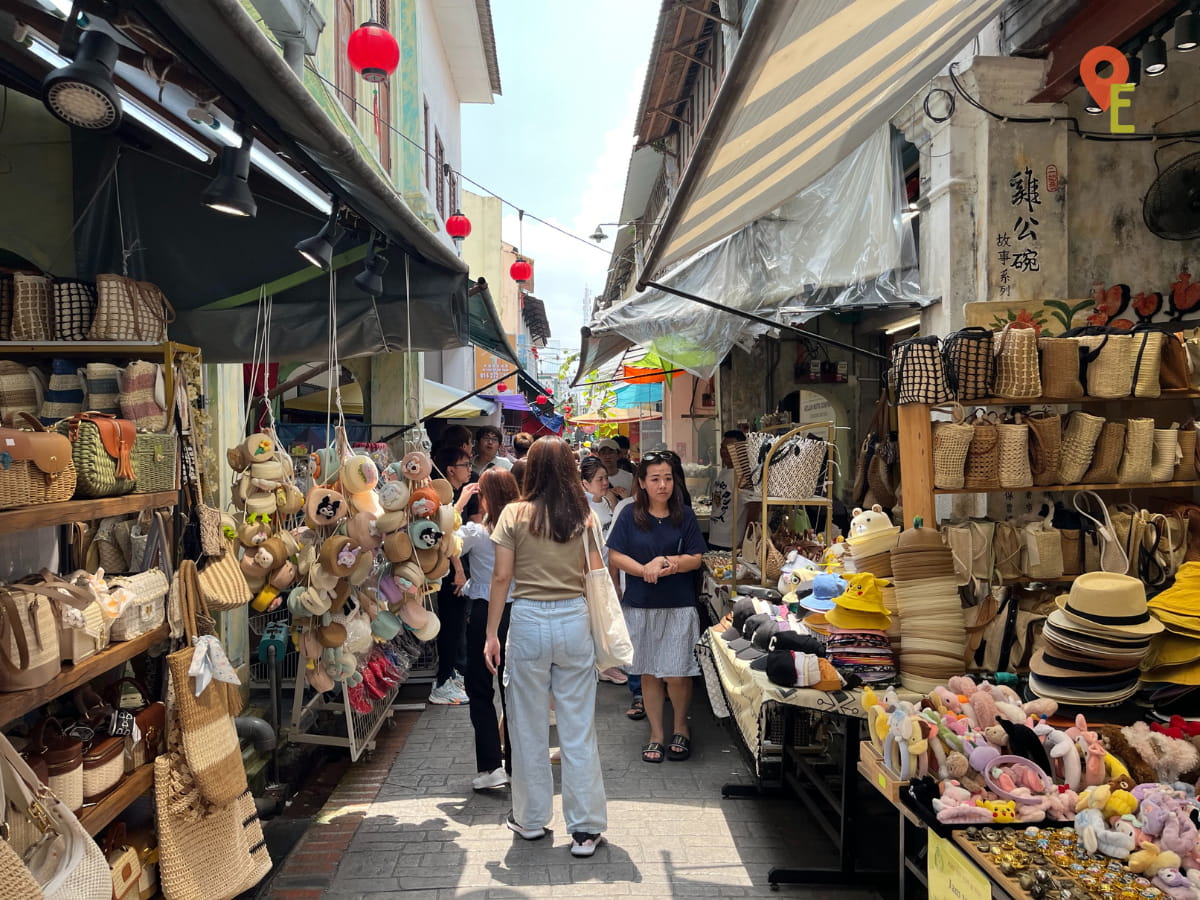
[295,202,342,270]
[1177,9,1199,51]
[41,27,121,130]
[1126,52,1142,86]
[354,232,388,297]
[202,123,256,217]
[1143,33,1168,76]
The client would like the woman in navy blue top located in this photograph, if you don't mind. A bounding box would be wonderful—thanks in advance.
[606,451,706,764]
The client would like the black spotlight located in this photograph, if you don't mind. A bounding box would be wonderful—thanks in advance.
[1177,9,1199,52]
[202,129,256,217]
[1126,53,1142,86]
[41,29,122,130]
[1144,33,1168,76]
[296,203,342,270]
[354,235,388,297]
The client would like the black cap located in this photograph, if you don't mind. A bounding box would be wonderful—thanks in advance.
[763,650,800,687]
[737,619,780,660]
[721,598,756,641]
[729,612,771,651]
[769,631,825,656]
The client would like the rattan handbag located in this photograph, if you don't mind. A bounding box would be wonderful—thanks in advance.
[196,539,253,611]
[1081,421,1125,484]
[1118,417,1155,484]
[0,360,39,426]
[997,419,1033,489]
[52,278,97,342]
[744,522,784,580]
[1151,426,1181,482]
[10,272,52,341]
[942,327,995,402]
[1056,411,1104,484]
[90,275,175,342]
[1131,329,1165,398]
[1026,412,1062,486]
[963,410,1000,490]
[1175,421,1199,482]
[992,324,1041,400]
[56,413,138,498]
[890,335,951,404]
[931,406,974,490]
[131,433,176,493]
[0,412,76,509]
[1038,337,1085,399]
[1077,329,1133,399]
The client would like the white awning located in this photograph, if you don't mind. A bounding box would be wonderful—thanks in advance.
[423,380,495,418]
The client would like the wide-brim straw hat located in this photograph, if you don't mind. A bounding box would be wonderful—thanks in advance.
[1030,648,1139,681]
[1027,673,1140,706]
[1054,572,1163,637]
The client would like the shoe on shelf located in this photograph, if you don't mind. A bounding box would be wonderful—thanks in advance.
[472,767,510,791]
[428,681,470,705]
[505,812,546,841]
[598,667,628,685]
[570,832,604,857]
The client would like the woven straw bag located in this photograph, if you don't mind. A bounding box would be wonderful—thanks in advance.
[1118,417,1155,484]
[931,407,974,490]
[131,433,176,493]
[763,436,826,499]
[963,411,1000,490]
[11,273,52,341]
[24,716,82,814]
[81,736,123,802]
[119,361,167,432]
[1081,421,1125,484]
[1078,331,1133,399]
[197,539,253,611]
[1026,412,1062,486]
[890,335,951,404]
[0,360,38,426]
[109,569,168,641]
[1056,411,1104,484]
[1175,421,1199,481]
[0,413,76,510]
[1038,337,1084,399]
[728,440,753,489]
[997,421,1033,489]
[744,522,784,580]
[1151,426,1181,482]
[1130,330,1165,398]
[993,521,1023,581]
[1021,511,1063,579]
[83,362,122,415]
[1061,529,1082,576]
[0,836,41,898]
[90,275,175,342]
[38,358,84,425]
[992,324,1041,400]
[52,278,97,342]
[166,560,247,807]
[56,413,138,498]
[943,519,995,589]
[942,327,995,401]
[0,584,61,691]
[0,273,12,341]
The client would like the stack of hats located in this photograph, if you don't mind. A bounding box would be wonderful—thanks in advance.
[824,573,896,685]
[852,551,900,658]
[889,521,967,693]
[1144,562,1200,685]
[1030,572,1161,706]
[718,597,843,690]
[798,572,846,635]
[844,505,901,560]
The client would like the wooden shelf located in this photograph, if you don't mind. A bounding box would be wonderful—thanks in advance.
[965,390,1200,405]
[78,762,154,836]
[0,490,177,535]
[0,341,199,357]
[0,624,169,725]
[762,496,833,505]
[934,479,1200,495]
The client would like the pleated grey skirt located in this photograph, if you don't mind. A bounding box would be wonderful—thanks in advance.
[625,605,701,678]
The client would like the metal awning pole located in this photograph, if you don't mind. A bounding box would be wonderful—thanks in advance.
[642,280,889,362]
[379,368,520,443]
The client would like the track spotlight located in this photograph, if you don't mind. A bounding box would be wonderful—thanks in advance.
[41,28,121,130]
[295,203,342,270]
[202,125,256,217]
[1143,33,1168,76]
[1177,9,1199,52]
[354,234,388,297]
[1126,52,1141,86]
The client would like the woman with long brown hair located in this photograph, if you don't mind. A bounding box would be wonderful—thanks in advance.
[485,436,607,857]
[455,468,521,791]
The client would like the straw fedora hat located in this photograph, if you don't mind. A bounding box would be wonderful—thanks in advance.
[1054,572,1163,637]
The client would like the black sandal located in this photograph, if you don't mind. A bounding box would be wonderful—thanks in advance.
[641,741,665,764]
[667,734,691,761]
[626,696,645,721]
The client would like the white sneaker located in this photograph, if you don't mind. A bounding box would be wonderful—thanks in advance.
[570,832,604,857]
[428,681,470,705]
[451,670,466,690]
[472,767,509,791]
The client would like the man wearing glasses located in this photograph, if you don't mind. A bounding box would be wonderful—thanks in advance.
[593,438,633,499]
[472,425,512,475]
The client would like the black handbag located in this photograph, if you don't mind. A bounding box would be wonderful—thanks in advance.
[942,327,995,402]
[889,335,951,404]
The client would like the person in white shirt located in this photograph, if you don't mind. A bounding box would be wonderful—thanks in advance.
[707,430,749,551]
[580,456,620,532]
[594,438,632,498]
[472,425,513,474]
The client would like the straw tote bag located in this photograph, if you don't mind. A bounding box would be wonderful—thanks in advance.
[1056,411,1104,484]
[931,407,974,490]
[1038,336,1085,399]
[764,436,826,499]
[1081,421,1125,484]
[942,327,995,401]
[1118,417,1155,484]
[11,272,52,341]
[582,517,633,670]
[744,522,785,580]
[1076,329,1133,399]
[51,278,97,342]
[992,324,1041,400]
[944,519,995,589]
[1161,332,1191,390]
[1152,426,1181,482]
[1175,421,1199,481]
[90,275,175,342]
[993,520,1024,581]
[889,335,951,404]
[997,419,1033,489]
[1130,329,1165,398]
[963,410,1001,490]
[196,538,253,611]
[1074,490,1130,575]
[1026,412,1062,486]
[1020,510,1063,580]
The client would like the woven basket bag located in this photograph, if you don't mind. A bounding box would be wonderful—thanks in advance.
[1078,331,1133,399]
[0,273,12,341]
[942,327,995,401]
[38,358,84,425]
[1175,421,1198,481]
[963,412,1000,490]
[120,361,167,433]
[992,324,1041,400]
[0,361,38,427]
[1081,421,1125,484]
[889,335,951,404]
[1151,427,1181,482]
[10,273,52,341]
[1021,513,1064,579]
[1117,417,1155,484]
[931,410,974,490]
[1026,412,1062,486]
[997,422,1033,489]
[131,433,177,493]
[196,539,252,611]
[1056,411,1104,484]
[765,437,826,499]
[1038,337,1085,399]
[1131,330,1165,398]
[51,278,97,342]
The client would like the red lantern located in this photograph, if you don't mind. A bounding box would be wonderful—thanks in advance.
[545,388,553,396]
[535,394,548,405]
[347,22,400,83]
[446,210,471,240]
[563,405,573,414]
[510,257,532,283]
[497,383,508,393]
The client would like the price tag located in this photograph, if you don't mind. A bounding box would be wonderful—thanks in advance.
[928,832,989,900]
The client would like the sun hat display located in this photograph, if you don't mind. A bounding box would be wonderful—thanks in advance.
[844,505,901,557]
[799,573,846,613]
[1054,572,1162,637]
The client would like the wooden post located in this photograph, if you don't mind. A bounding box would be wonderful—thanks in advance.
[897,403,935,528]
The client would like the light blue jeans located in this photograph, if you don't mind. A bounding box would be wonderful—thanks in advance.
[503,597,607,835]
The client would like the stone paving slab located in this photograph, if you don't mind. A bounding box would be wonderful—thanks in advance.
[266,679,885,900]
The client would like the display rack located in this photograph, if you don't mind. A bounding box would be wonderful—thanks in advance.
[730,421,836,587]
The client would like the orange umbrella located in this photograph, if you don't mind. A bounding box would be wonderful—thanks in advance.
[623,365,665,384]
[567,407,663,426]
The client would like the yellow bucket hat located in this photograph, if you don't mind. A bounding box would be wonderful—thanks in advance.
[833,572,893,614]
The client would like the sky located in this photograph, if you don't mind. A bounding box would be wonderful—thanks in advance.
[461,1,660,357]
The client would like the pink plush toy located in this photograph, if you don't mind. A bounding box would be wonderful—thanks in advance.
[1152,868,1199,900]
[933,782,994,824]
[1044,786,1079,821]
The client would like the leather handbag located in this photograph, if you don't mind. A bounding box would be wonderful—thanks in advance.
[0,412,76,510]
[104,677,165,773]
[1161,331,1191,390]
[57,412,138,497]
[90,275,175,342]
[0,581,61,691]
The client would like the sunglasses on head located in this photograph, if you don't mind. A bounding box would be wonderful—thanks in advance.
[642,451,677,464]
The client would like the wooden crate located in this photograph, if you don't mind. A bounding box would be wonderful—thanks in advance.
[857,740,909,804]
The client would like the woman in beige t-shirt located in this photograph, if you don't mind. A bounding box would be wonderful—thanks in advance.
[485,437,608,858]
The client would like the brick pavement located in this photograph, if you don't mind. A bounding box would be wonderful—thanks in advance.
[265,680,884,900]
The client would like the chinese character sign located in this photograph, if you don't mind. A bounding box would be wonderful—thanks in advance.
[995,167,1044,298]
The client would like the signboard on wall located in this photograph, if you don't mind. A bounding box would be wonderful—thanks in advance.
[474,347,515,392]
